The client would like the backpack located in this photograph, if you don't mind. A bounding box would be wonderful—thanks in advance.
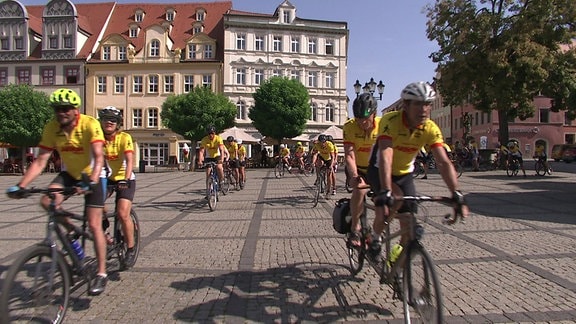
[332,198,352,234]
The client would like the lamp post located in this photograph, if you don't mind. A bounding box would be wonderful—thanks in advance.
[353,77,385,100]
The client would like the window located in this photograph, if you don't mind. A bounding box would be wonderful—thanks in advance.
[0,69,7,86]
[539,108,549,123]
[236,34,246,50]
[133,75,143,93]
[273,36,282,52]
[325,72,335,88]
[14,37,23,50]
[133,108,143,127]
[325,39,333,55]
[102,46,111,60]
[308,38,317,54]
[147,108,158,127]
[310,103,318,121]
[166,11,174,21]
[272,69,283,77]
[290,70,300,82]
[193,25,202,35]
[236,101,246,120]
[118,46,127,60]
[17,68,30,85]
[114,76,125,93]
[1,38,9,50]
[204,44,213,58]
[307,71,318,87]
[150,40,160,57]
[41,68,55,85]
[188,44,197,59]
[135,12,143,22]
[63,35,72,48]
[196,11,205,21]
[235,68,246,85]
[65,67,79,84]
[184,75,194,92]
[325,104,335,122]
[148,75,159,93]
[164,75,174,93]
[283,10,290,23]
[202,74,212,89]
[129,27,138,38]
[255,35,264,51]
[291,36,300,53]
[97,76,107,93]
[254,69,264,85]
[49,36,58,49]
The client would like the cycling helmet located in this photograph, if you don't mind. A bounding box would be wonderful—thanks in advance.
[296,142,302,146]
[318,134,327,143]
[280,144,286,149]
[352,93,377,118]
[400,82,436,102]
[326,135,334,142]
[206,125,216,134]
[99,106,122,125]
[49,88,81,107]
[237,139,243,145]
[226,136,234,142]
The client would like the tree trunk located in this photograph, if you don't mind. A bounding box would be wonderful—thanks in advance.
[20,147,27,175]
[189,140,198,171]
[498,109,509,145]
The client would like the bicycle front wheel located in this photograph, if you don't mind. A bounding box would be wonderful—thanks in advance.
[207,177,218,211]
[274,163,282,178]
[402,242,443,324]
[0,245,71,324]
[535,161,545,176]
[117,209,141,271]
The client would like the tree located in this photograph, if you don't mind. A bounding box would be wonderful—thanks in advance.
[0,84,52,173]
[426,0,576,144]
[249,77,310,145]
[161,86,236,169]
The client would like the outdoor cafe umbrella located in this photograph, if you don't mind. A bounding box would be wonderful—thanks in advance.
[219,126,260,143]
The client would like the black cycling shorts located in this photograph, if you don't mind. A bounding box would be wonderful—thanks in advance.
[366,167,417,214]
[108,179,136,202]
[228,159,240,169]
[51,171,106,208]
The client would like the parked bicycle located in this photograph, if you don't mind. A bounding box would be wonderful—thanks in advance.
[534,157,552,176]
[345,185,464,323]
[0,183,140,324]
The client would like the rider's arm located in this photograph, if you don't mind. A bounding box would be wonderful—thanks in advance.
[90,141,105,184]
[343,142,358,178]
[17,148,51,188]
[198,147,205,164]
[124,150,134,180]
[377,137,394,191]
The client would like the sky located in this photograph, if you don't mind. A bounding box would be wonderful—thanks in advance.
[20,0,439,113]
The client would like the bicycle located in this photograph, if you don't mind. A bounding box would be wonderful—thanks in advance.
[506,156,520,177]
[345,186,464,323]
[534,157,552,176]
[274,156,290,178]
[312,164,328,207]
[203,161,221,211]
[0,183,140,324]
[221,163,233,194]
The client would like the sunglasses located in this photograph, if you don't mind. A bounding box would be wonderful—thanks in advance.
[102,117,118,123]
[53,105,75,113]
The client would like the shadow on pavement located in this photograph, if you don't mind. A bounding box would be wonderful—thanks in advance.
[254,195,313,207]
[170,262,390,322]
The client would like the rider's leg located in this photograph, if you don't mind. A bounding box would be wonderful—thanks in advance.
[216,163,224,182]
[116,196,135,249]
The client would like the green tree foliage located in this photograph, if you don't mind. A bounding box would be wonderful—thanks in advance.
[426,0,576,144]
[161,86,236,168]
[249,77,310,144]
[0,84,52,172]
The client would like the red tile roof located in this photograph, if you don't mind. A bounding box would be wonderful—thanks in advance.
[99,1,232,59]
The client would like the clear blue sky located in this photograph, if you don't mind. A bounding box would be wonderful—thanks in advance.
[20,0,438,113]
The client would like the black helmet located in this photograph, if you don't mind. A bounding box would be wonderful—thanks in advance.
[326,135,334,142]
[352,93,377,118]
[226,136,234,142]
[206,125,216,134]
[318,134,327,143]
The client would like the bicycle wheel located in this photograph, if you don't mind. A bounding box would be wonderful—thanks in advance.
[303,163,313,177]
[274,162,282,178]
[453,161,463,178]
[347,230,366,275]
[412,162,423,178]
[312,172,323,207]
[506,165,514,177]
[207,177,218,211]
[220,174,230,195]
[402,242,443,324]
[117,209,141,271]
[0,245,71,324]
[535,161,545,176]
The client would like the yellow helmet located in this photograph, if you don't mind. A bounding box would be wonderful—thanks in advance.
[49,88,81,107]
[297,142,302,146]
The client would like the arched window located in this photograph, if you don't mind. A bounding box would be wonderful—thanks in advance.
[325,104,335,122]
[236,101,246,120]
[150,39,160,57]
[310,103,318,121]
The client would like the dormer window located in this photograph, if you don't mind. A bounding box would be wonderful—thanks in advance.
[129,26,138,38]
[193,22,203,35]
[196,9,205,21]
[135,10,144,22]
[283,11,290,23]
[166,9,175,21]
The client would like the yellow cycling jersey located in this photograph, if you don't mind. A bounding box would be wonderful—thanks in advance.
[343,116,380,170]
[280,147,290,157]
[313,141,336,160]
[237,145,246,161]
[534,145,546,157]
[295,146,306,157]
[200,135,224,158]
[104,132,135,181]
[38,114,105,181]
[225,142,238,159]
[377,111,444,176]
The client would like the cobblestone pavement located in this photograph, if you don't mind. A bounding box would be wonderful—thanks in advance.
[1,167,575,323]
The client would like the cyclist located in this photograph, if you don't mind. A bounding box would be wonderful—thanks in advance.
[468,138,480,171]
[98,106,137,268]
[326,135,338,194]
[311,134,337,198]
[279,144,291,171]
[366,81,468,262]
[198,125,226,193]
[225,136,240,190]
[533,143,549,173]
[507,140,527,177]
[415,145,430,179]
[237,139,247,188]
[343,93,380,244]
[294,141,306,171]
[6,88,109,295]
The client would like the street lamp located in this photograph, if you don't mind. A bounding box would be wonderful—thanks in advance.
[354,77,385,100]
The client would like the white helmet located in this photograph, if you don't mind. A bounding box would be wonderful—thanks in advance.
[236,139,243,145]
[280,144,285,149]
[401,82,436,102]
